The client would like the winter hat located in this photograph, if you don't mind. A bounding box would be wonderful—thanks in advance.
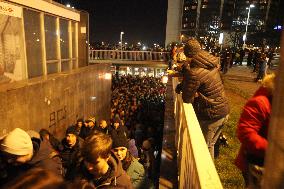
[183,38,201,57]
[0,128,33,156]
[66,126,78,136]
[86,117,96,124]
[111,133,128,149]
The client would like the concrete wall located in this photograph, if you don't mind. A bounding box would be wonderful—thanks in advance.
[165,0,183,46]
[0,64,111,139]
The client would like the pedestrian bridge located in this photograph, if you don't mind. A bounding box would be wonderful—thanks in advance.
[89,50,170,67]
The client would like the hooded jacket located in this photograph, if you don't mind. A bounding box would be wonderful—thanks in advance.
[182,50,229,120]
[79,152,133,189]
[235,87,271,172]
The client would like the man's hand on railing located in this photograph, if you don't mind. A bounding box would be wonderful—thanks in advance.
[175,83,182,94]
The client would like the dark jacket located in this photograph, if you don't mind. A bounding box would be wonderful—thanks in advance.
[182,50,229,120]
[0,138,63,187]
[60,138,82,180]
[78,152,133,189]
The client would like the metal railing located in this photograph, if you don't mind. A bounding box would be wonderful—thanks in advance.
[172,77,223,189]
[89,50,170,62]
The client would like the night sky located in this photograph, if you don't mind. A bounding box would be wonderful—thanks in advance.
[59,0,168,46]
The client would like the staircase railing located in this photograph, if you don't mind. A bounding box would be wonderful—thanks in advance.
[172,77,223,189]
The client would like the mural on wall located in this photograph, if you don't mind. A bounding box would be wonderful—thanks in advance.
[0,2,24,84]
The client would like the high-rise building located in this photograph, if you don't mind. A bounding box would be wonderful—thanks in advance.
[165,0,283,45]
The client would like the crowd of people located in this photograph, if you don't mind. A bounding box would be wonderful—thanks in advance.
[170,40,277,83]
[0,75,166,188]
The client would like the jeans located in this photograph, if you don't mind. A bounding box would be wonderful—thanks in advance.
[199,115,229,158]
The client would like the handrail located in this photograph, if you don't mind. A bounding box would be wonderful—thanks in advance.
[172,77,223,189]
[89,50,170,62]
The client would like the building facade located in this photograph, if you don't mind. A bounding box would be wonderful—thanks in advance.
[166,0,283,46]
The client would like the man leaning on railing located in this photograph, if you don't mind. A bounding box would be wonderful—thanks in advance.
[173,38,230,159]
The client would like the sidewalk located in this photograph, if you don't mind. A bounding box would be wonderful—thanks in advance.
[222,65,261,98]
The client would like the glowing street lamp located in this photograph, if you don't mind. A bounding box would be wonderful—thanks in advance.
[120,31,124,59]
[243,4,255,47]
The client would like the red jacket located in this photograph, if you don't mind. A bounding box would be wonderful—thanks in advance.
[235,87,271,172]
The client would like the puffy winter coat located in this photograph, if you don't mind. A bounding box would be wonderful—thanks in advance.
[182,50,229,120]
[235,87,271,172]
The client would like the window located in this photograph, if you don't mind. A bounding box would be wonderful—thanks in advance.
[202,5,208,8]
[45,15,58,74]
[23,9,43,78]
[60,19,70,72]
[191,5,197,9]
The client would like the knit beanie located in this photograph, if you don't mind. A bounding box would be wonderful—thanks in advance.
[0,128,33,156]
[183,38,201,57]
[111,133,128,149]
[66,126,78,136]
[86,117,96,124]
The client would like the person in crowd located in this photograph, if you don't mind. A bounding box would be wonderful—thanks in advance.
[60,126,82,180]
[80,117,97,139]
[3,168,67,189]
[235,73,275,188]
[139,139,155,179]
[255,50,268,82]
[110,117,128,138]
[178,38,230,158]
[111,132,152,188]
[252,49,260,73]
[247,49,254,67]
[98,119,110,134]
[0,128,62,186]
[39,128,63,152]
[77,131,133,188]
[71,118,85,138]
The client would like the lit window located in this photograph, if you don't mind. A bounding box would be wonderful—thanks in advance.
[202,5,207,8]
[191,5,197,9]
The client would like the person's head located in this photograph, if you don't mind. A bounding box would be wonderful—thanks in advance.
[76,118,84,128]
[87,117,96,128]
[0,128,33,165]
[183,38,201,58]
[65,127,77,147]
[99,120,108,129]
[113,117,121,129]
[39,129,50,141]
[111,134,129,161]
[262,73,276,95]
[81,131,112,178]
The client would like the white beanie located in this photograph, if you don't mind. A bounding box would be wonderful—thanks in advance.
[0,128,33,156]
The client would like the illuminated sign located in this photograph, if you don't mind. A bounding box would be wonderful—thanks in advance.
[274,25,282,30]
[0,2,22,18]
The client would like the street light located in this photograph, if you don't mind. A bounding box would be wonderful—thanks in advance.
[120,31,124,59]
[243,4,255,48]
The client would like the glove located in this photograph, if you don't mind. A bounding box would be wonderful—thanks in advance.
[175,83,182,94]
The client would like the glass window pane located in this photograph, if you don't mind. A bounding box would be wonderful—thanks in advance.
[44,15,57,61]
[60,19,69,59]
[61,61,70,72]
[23,9,43,78]
[0,14,25,83]
[47,63,58,74]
